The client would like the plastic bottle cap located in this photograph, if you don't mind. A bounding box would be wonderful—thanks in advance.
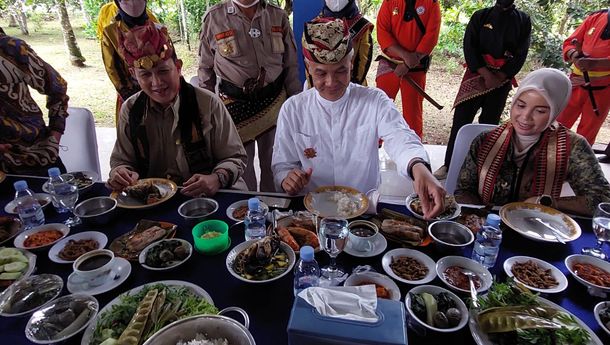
[300,246,314,261]
[247,197,260,210]
[48,167,61,177]
[13,180,28,192]
[486,214,501,228]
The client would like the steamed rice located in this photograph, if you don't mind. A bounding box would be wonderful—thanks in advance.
[176,334,228,345]
[329,192,359,217]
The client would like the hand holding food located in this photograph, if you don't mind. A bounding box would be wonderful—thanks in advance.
[108,167,139,191]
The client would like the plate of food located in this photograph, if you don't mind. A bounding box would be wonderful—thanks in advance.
[470,281,603,345]
[274,211,321,253]
[25,293,99,344]
[110,178,177,209]
[499,202,581,243]
[405,193,461,221]
[304,185,368,219]
[345,271,401,301]
[382,248,436,285]
[594,301,610,336]
[138,238,192,271]
[0,274,63,317]
[373,208,429,246]
[42,171,98,194]
[0,247,36,291]
[48,231,108,264]
[406,284,468,333]
[226,236,295,283]
[503,256,567,294]
[436,256,493,294]
[225,198,269,222]
[80,280,217,345]
[109,219,177,261]
[14,223,70,251]
[4,193,53,214]
[0,216,22,246]
[565,254,610,292]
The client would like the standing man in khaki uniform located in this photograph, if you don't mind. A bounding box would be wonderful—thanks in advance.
[198,0,301,192]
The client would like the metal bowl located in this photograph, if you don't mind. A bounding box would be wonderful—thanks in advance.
[143,307,255,345]
[25,293,98,344]
[0,274,63,317]
[428,221,474,254]
[178,198,219,227]
[74,197,117,226]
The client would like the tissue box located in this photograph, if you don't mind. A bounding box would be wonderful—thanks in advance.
[287,296,407,345]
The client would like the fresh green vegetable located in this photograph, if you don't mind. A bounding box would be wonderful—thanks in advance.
[90,284,218,345]
[436,292,456,313]
[409,292,426,321]
[421,292,438,326]
[478,281,591,345]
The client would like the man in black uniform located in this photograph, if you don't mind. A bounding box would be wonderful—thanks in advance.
[434,0,531,180]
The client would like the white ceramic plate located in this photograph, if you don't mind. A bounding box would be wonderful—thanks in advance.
[80,280,214,345]
[14,223,70,251]
[4,193,53,214]
[42,171,98,194]
[344,234,387,258]
[594,301,610,336]
[344,272,401,301]
[67,257,131,296]
[110,178,177,209]
[500,202,581,243]
[381,248,436,285]
[405,284,469,333]
[436,256,493,293]
[138,238,193,271]
[25,294,99,344]
[565,254,610,293]
[503,256,568,294]
[226,239,295,283]
[48,231,108,264]
[225,199,269,222]
[303,186,369,219]
[469,296,603,345]
[405,193,461,221]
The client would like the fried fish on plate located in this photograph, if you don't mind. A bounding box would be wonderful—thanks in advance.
[124,181,162,204]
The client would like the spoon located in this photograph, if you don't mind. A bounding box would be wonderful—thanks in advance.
[525,217,567,244]
[462,268,480,309]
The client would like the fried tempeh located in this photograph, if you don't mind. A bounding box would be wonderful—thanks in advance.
[381,219,424,241]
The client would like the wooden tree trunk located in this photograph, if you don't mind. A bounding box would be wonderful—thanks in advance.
[178,0,190,50]
[9,1,29,35]
[56,0,86,67]
[8,14,18,27]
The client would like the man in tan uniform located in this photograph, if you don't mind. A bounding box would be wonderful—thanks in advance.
[108,22,247,198]
[198,0,301,192]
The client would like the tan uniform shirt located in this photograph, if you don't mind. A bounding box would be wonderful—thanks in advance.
[110,86,247,188]
[198,0,301,96]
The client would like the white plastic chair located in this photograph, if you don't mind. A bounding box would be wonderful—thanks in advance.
[445,124,497,194]
[59,107,102,181]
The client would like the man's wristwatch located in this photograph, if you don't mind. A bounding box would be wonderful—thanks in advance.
[407,157,431,180]
[215,171,229,188]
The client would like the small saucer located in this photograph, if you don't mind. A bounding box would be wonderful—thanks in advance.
[67,257,131,295]
[344,234,388,257]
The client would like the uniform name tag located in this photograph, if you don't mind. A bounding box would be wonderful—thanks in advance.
[215,30,235,40]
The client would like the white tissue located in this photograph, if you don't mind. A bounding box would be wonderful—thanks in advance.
[297,285,379,322]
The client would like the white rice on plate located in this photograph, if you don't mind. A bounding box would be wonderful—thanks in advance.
[330,191,359,217]
[176,334,228,345]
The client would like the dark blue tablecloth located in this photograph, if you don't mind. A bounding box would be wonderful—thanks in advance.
[0,175,609,345]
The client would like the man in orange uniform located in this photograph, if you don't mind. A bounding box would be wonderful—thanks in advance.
[376,0,441,138]
[557,9,610,145]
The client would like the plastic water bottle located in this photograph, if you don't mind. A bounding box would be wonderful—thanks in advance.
[244,198,266,241]
[47,167,69,213]
[471,214,502,268]
[293,246,320,296]
[13,180,45,230]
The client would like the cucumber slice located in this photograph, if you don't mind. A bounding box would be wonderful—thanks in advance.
[3,261,27,273]
[0,248,20,258]
[0,272,22,280]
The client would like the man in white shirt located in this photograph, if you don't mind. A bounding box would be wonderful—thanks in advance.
[272,17,445,219]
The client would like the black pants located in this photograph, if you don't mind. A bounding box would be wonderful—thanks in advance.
[443,83,512,167]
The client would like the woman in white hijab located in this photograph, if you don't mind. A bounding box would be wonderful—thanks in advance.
[455,68,610,216]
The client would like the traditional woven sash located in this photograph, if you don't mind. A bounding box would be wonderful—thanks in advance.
[453,55,514,108]
[477,123,570,204]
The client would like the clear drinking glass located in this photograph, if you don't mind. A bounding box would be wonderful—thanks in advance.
[318,217,349,286]
[582,202,610,260]
[55,182,81,227]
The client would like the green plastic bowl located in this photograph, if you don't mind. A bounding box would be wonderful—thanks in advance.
[192,220,229,255]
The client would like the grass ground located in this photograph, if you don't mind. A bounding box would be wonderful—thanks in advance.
[4,16,610,146]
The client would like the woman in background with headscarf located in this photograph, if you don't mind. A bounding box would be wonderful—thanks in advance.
[306,0,373,87]
[100,0,158,123]
[456,68,610,216]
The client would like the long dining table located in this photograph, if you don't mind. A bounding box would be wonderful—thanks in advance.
[0,174,609,345]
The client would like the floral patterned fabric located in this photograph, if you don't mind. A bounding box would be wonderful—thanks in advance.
[456,127,610,212]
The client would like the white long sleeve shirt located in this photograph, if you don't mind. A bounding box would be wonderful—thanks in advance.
[272,83,429,194]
